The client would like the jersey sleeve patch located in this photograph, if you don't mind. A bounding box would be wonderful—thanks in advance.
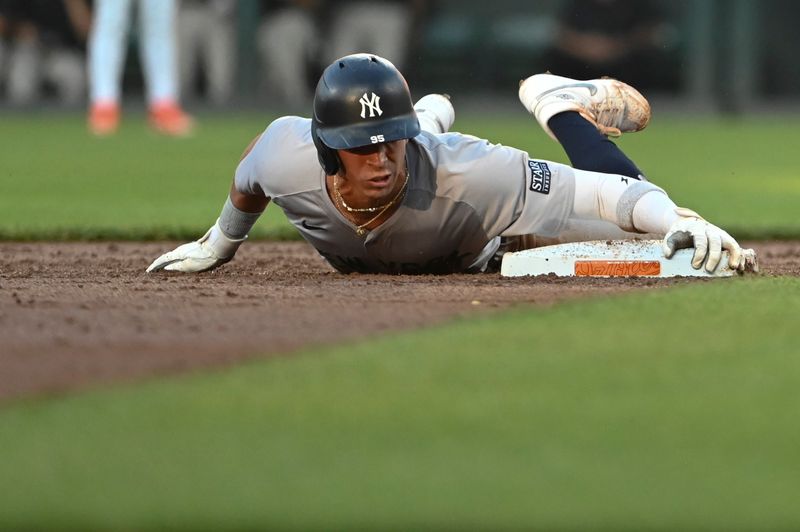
[528,160,551,195]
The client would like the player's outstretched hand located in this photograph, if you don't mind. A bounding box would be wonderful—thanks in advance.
[662,207,743,272]
[146,220,245,273]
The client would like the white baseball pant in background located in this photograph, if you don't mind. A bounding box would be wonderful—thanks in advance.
[88,0,178,104]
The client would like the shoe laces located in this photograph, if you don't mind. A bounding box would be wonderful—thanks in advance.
[590,86,626,137]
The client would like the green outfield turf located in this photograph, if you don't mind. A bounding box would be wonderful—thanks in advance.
[1,278,799,530]
[1,112,799,240]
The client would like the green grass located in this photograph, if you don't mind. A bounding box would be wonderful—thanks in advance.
[0,112,293,240]
[1,112,799,239]
[1,278,799,530]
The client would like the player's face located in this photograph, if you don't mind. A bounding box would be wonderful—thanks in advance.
[338,140,407,201]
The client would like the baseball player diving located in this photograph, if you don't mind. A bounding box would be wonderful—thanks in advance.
[147,53,747,275]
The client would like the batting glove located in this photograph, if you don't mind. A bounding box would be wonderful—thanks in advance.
[662,207,743,272]
[146,220,246,273]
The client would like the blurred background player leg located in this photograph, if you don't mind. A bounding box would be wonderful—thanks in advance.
[4,0,90,107]
[43,45,87,106]
[0,36,5,89]
[88,0,192,136]
[5,23,41,106]
[41,0,91,107]
[177,0,202,105]
[256,0,319,112]
[177,0,235,107]
[87,0,132,135]
[1,0,90,107]
[139,0,193,136]
[326,1,417,69]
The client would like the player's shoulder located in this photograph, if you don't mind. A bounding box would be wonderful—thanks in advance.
[261,115,312,143]
[236,116,322,198]
[414,130,527,180]
[247,115,314,169]
[415,130,488,151]
[415,130,523,161]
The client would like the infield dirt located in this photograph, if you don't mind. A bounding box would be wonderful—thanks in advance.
[2,241,799,401]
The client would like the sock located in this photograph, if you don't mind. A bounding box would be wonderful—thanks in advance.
[548,112,645,180]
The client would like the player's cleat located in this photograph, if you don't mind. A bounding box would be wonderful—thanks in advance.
[88,102,120,136]
[148,101,195,137]
[519,73,651,140]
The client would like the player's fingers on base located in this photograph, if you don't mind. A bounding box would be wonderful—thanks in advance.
[691,233,708,269]
[662,239,674,258]
[726,240,743,270]
[663,231,688,258]
[705,232,722,272]
[744,250,759,272]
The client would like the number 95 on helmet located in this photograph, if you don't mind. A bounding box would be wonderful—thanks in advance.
[311,53,421,175]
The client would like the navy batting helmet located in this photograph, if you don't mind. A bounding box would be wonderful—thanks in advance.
[311,53,420,175]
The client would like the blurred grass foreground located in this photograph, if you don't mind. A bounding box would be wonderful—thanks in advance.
[1,278,800,530]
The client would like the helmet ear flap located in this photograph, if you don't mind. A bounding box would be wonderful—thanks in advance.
[311,119,341,175]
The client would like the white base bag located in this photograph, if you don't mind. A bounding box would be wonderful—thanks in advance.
[500,239,758,278]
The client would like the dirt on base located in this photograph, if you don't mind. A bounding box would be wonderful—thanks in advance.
[1,240,799,402]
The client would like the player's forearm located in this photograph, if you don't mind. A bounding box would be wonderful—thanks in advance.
[220,184,268,240]
[572,168,679,235]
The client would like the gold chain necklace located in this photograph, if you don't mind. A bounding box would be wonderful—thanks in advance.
[334,172,405,213]
[335,170,409,236]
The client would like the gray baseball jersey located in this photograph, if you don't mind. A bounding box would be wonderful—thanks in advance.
[234,116,576,274]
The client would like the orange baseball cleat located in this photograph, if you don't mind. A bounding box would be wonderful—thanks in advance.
[88,102,120,136]
[149,101,195,137]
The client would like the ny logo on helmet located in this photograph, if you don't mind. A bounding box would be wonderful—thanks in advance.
[359,92,383,118]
